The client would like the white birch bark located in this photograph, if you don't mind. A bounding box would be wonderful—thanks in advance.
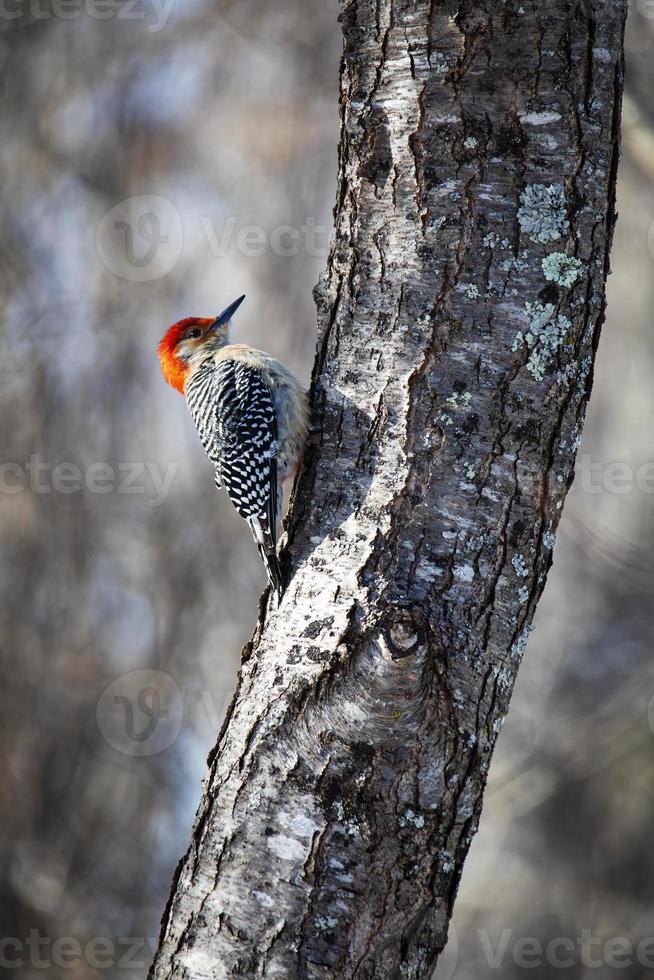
[150,2,628,977]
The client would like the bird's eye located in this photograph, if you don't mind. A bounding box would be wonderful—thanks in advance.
[187,328,202,339]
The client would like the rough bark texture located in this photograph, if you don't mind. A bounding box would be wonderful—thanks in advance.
[150,2,627,978]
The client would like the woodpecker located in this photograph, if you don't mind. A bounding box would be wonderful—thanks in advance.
[158,295,309,596]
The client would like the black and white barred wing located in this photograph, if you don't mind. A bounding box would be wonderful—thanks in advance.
[212,358,283,593]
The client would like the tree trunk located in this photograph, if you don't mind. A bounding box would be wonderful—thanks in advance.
[150,2,627,977]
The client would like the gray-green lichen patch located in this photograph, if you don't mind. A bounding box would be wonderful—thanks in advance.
[517,182,569,243]
[314,915,338,932]
[483,232,511,249]
[512,302,572,381]
[431,51,449,73]
[501,254,529,274]
[438,850,454,874]
[542,251,583,287]
[511,554,528,578]
[446,390,472,408]
[399,809,425,829]
[510,624,534,660]
[537,133,559,151]
[542,530,556,549]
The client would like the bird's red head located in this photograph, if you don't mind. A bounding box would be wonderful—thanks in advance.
[157,295,245,394]
[158,317,214,392]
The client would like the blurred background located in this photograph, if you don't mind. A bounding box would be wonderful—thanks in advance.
[0,2,652,978]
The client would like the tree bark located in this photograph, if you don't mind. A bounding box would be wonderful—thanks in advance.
[150,2,627,977]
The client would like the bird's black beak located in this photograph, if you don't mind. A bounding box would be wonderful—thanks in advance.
[210,294,245,330]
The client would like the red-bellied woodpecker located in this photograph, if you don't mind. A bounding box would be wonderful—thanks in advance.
[158,295,309,596]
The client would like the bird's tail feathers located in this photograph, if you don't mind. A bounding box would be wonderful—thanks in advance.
[248,516,284,598]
